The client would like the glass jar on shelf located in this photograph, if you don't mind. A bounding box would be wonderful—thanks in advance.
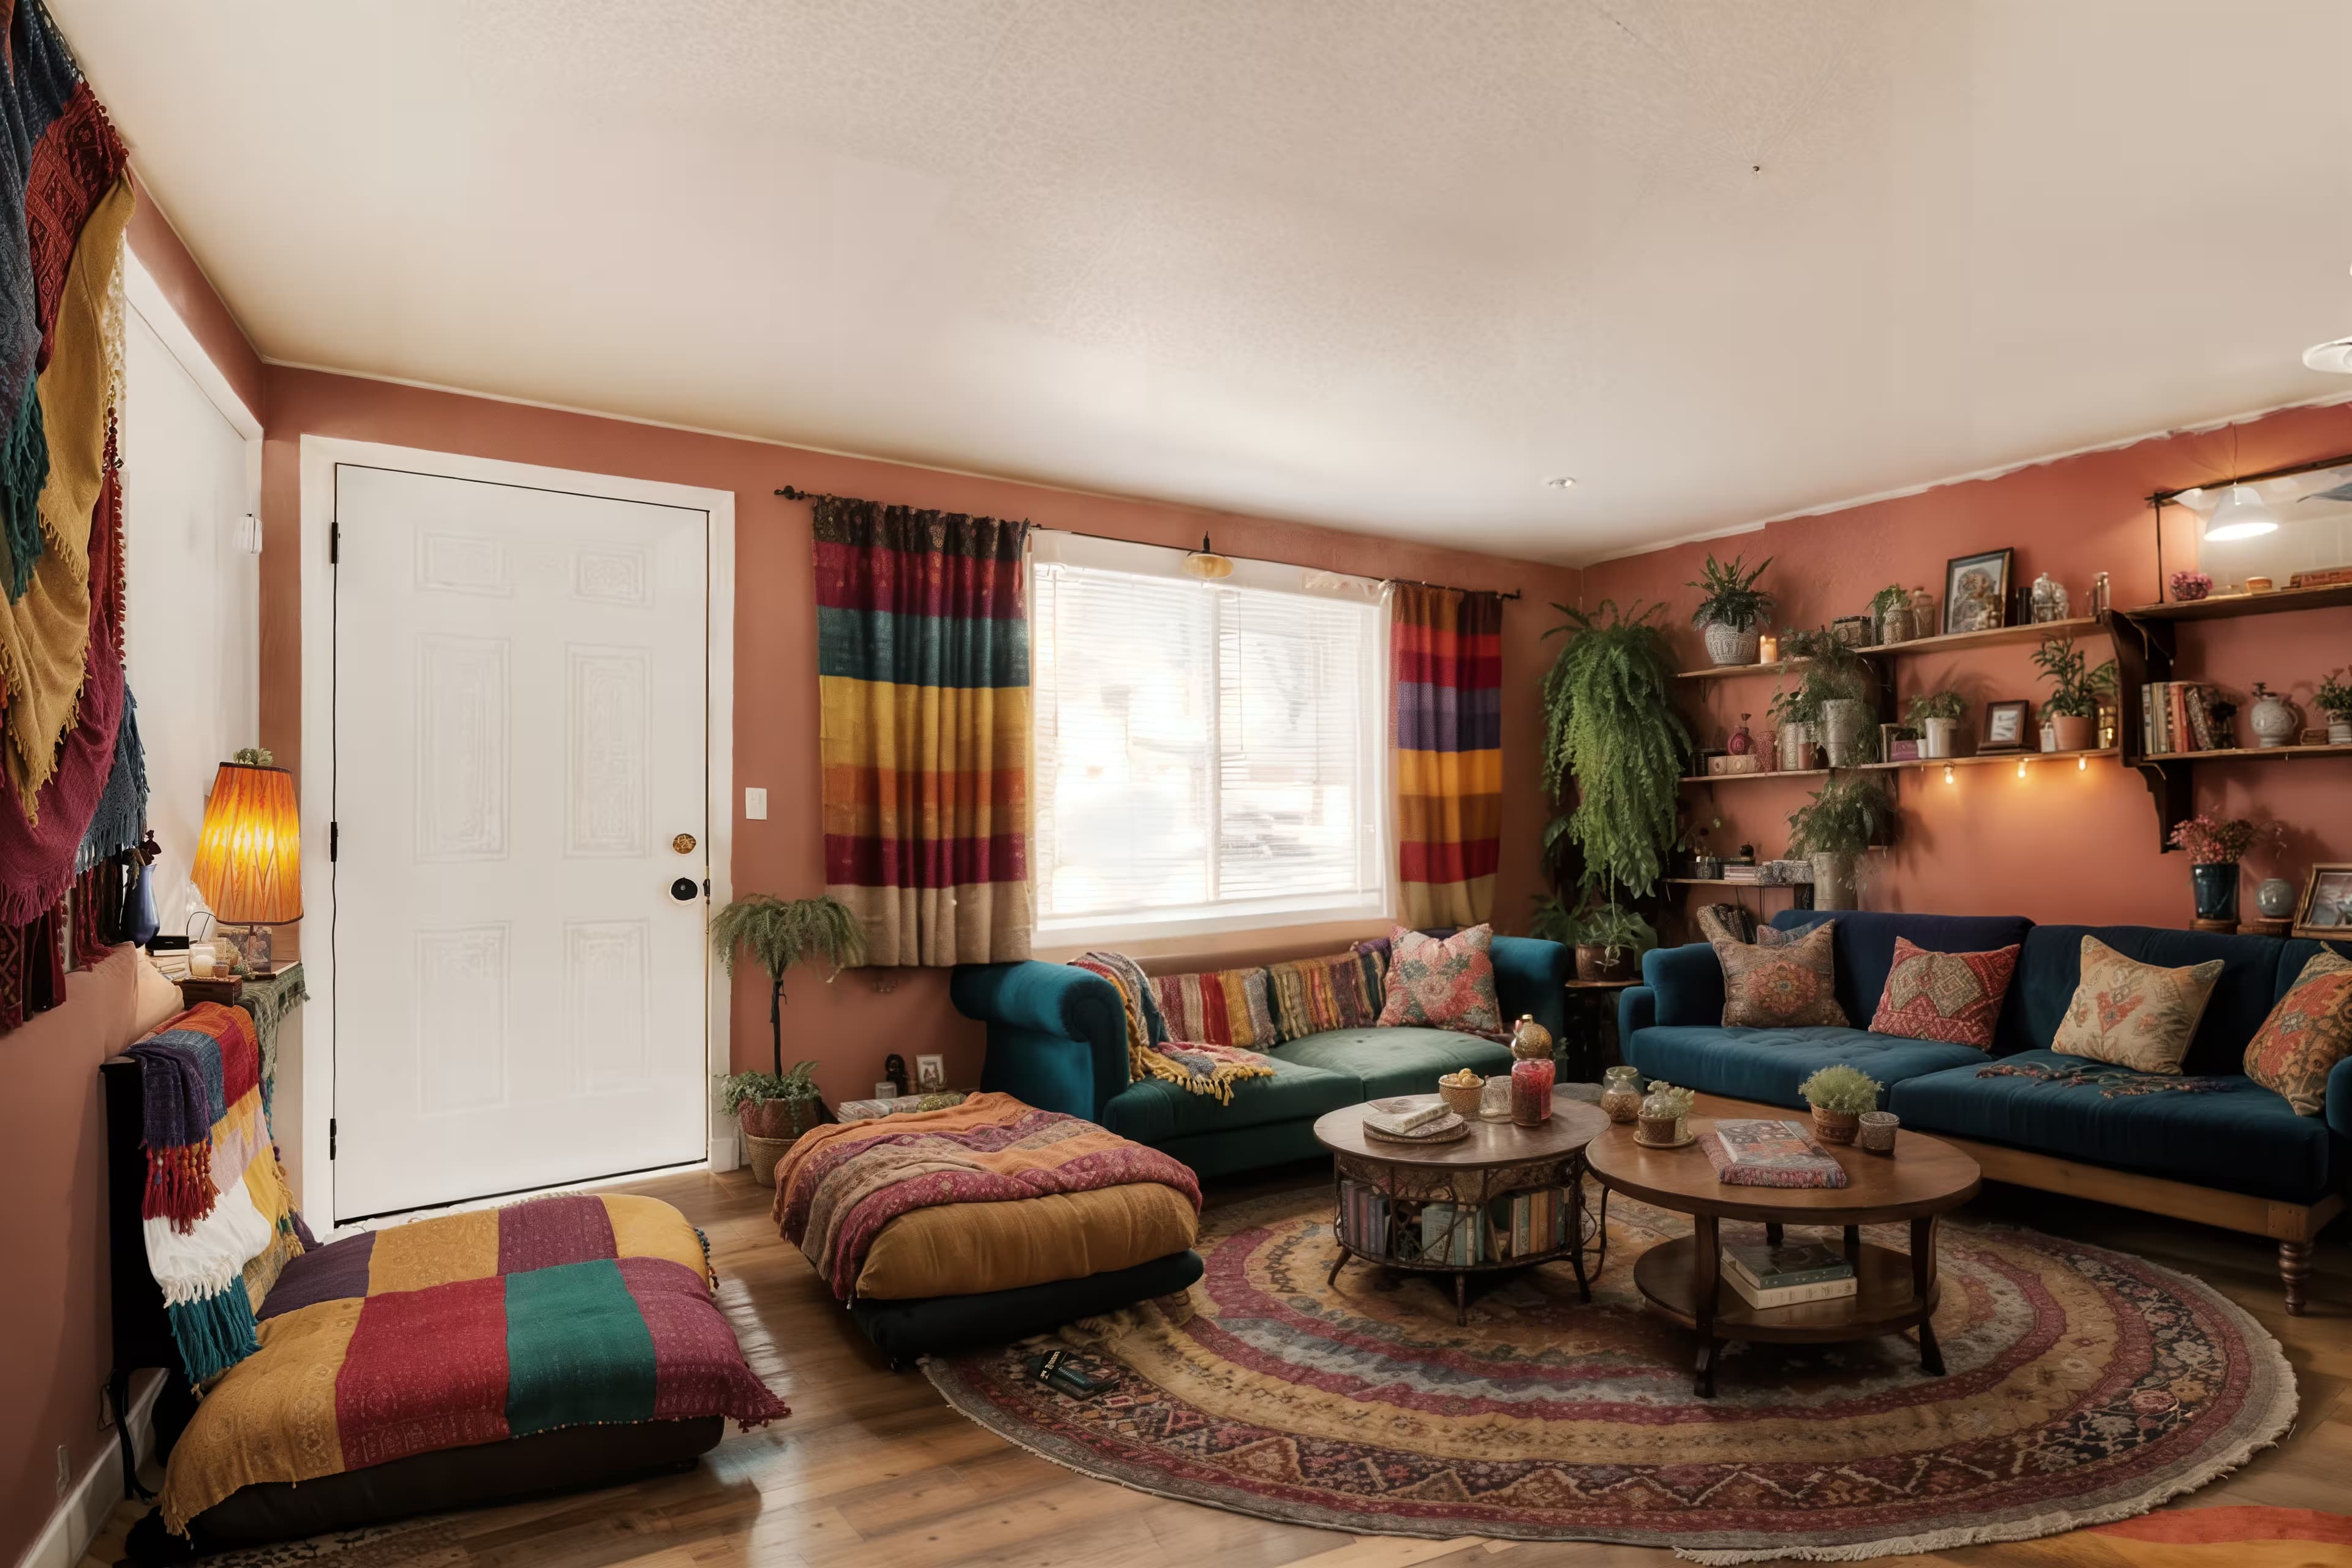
[1600,1065,1644,1123]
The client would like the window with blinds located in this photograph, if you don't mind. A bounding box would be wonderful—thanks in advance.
[1030,539,1389,941]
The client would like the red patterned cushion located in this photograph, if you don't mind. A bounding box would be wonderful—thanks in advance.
[1376,924,1502,1037]
[1714,921,1846,1028]
[2244,951,2352,1115]
[1868,937,2021,1049]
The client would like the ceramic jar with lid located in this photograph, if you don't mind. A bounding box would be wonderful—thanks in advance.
[1600,1065,1644,1123]
[1510,1014,1554,1061]
[1510,1057,1556,1126]
[2249,683,2298,750]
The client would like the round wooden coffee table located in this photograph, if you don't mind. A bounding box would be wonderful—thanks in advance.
[1314,1091,1612,1325]
[1584,1114,1980,1398]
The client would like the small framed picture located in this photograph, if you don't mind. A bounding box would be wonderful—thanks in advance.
[1943,548,2015,635]
[1980,699,2032,752]
[915,1054,947,1093]
[2293,864,2352,940]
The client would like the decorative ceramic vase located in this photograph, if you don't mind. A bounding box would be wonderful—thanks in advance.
[1477,1076,1514,1122]
[1877,608,1912,646]
[1600,1065,1644,1124]
[1821,699,1870,766]
[1921,717,1959,759]
[1811,852,1860,911]
[1727,715,1754,755]
[2053,714,2097,752]
[1811,1106,1860,1145]
[1704,620,1761,666]
[2192,862,2239,922]
[1910,588,1937,635]
[2249,684,2297,750]
[2331,718,2352,745]
[1510,1014,1554,1061]
[1510,1057,1556,1126]
[1856,1110,1899,1155]
[2030,572,2069,623]
[1777,722,1817,771]
[2256,878,2297,919]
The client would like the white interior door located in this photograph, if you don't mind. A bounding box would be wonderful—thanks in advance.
[332,464,709,1221]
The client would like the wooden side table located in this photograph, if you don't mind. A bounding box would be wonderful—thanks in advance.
[1561,978,1637,1082]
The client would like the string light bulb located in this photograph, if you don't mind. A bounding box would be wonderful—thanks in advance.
[2016,758,2028,779]
[2078,754,2087,772]
[1943,764,1954,784]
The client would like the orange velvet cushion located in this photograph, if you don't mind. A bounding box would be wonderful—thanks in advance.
[2244,951,2352,1115]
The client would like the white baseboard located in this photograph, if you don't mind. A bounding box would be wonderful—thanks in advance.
[16,1370,161,1568]
[709,1130,741,1173]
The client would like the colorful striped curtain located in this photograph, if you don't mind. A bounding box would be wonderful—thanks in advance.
[1392,584,1503,929]
[813,496,1031,965]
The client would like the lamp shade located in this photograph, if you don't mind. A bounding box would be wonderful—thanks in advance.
[191,762,302,924]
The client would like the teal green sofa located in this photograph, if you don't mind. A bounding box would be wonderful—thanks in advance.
[951,937,1570,1178]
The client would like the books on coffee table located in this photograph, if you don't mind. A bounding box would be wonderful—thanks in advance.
[1721,1240,1858,1308]
[1363,1097,1452,1138]
[1703,1119,1850,1188]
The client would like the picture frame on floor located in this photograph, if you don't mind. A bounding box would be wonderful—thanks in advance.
[2292,863,2352,939]
[1943,548,2013,634]
[1980,699,2032,752]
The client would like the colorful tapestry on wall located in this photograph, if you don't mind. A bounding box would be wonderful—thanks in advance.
[813,494,1031,965]
[1392,582,1502,929]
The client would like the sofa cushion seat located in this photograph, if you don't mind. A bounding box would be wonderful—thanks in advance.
[1888,1049,2332,1202]
[1626,1025,1989,1110]
[1269,1027,1517,1099]
[1098,1053,1360,1145]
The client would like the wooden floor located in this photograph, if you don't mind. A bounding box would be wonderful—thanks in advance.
[85,1168,2350,1568]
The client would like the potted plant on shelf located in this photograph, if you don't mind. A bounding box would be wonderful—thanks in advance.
[1770,628,1876,767]
[1907,689,1969,759]
[2167,814,2271,923]
[1787,774,1899,911]
[710,892,866,1177]
[719,1060,823,1187]
[2317,669,2352,745]
[1869,584,1914,646]
[1799,1064,1882,1145]
[2030,634,2115,753]
[1687,553,1774,667]
[1541,599,1691,914]
[1567,900,1658,982]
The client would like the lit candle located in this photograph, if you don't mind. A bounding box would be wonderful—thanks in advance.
[1757,633,1780,663]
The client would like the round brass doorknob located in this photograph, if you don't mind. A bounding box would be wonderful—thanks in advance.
[672,832,697,854]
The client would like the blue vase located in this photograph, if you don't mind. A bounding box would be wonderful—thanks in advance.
[2191,862,2238,922]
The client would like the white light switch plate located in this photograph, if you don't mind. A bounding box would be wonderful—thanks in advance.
[744,787,768,820]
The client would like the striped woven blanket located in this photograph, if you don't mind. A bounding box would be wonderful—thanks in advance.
[159,1192,788,1534]
[772,1091,1202,1300]
[125,1003,301,1386]
[1072,950,1275,1104]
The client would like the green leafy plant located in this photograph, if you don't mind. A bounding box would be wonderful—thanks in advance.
[1541,600,1691,899]
[1799,1064,1882,1115]
[2316,669,2352,720]
[1766,627,1874,728]
[1644,1082,1695,1118]
[1907,688,1968,726]
[710,894,866,1076]
[1687,553,1774,632]
[1868,584,1910,617]
[1570,901,1658,960]
[2032,634,2117,720]
[1787,774,1900,859]
[718,1061,820,1114]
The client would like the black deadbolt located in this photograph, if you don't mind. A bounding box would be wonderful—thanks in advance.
[669,877,698,902]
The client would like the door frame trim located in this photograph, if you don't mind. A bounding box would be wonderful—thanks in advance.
[299,435,737,1232]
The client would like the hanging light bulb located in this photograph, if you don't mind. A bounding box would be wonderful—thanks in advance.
[2078,754,2087,772]
[1182,533,1235,581]
[1943,764,1955,785]
[2204,484,2280,542]
[2016,757,2028,779]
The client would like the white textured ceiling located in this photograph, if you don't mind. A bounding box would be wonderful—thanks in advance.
[56,1,2352,564]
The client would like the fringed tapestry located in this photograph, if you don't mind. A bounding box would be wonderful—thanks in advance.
[1392,582,1503,929]
[1069,951,1275,1105]
[813,494,1031,965]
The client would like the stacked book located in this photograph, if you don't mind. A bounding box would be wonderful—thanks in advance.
[2141,680,2227,754]
[1721,1240,1858,1309]
[1338,1178,1393,1258]
[1363,1098,1453,1139]
[1417,1202,1485,1267]
[1486,1186,1569,1262]
[1720,863,1765,884]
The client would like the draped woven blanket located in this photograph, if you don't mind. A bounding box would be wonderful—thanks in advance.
[772,1091,1203,1301]
[1392,583,1503,929]
[812,493,1032,965]
[1071,949,1275,1104]
[1974,1060,2239,1099]
[157,1193,789,1535]
[126,1003,303,1388]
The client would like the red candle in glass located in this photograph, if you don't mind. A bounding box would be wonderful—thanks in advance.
[1510,1057,1555,1126]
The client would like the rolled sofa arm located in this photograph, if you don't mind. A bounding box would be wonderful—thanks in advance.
[949,961,1129,1120]
[1642,943,1726,1028]
[1618,986,1656,1045]
[1492,936,1571,1042]
[2328,1053,2352,1147]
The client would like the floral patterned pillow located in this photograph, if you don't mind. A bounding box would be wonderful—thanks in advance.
[2244,951,2352,1115]
[1715,920,1847,1028]
[1868,937,2021,1049]
[2052,936,2224,1074]
[1376,924,1503,1038]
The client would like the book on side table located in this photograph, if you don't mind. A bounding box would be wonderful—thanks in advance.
[1721,1240,1858,1309]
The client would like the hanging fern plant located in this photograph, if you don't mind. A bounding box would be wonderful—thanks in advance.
[1541,600,1691,900]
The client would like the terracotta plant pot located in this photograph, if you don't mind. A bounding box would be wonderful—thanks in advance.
[737,1097,820,1142]
[1811,1106,1860,1145]
[1575,944,1637,982]
[2052,714,2097,752]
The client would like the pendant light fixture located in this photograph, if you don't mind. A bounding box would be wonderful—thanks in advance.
[1182,533,1234,581]
[2204,484,2280,541]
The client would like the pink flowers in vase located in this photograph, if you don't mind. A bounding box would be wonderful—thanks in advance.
[2166,813,2269,864]
[2169,570,2213,603]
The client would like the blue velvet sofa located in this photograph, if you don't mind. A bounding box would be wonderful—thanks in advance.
[1618,910,2351,1312]
[951,937,1571,1179]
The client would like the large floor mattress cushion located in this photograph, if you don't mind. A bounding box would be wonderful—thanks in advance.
[157,1192,786,1536]
[1890,1050,2335,1202]
[851,1248,1205,1363]
[1099,1052,1361,1144]
[1268,1025,1516,1100]
[852,1182,1200,1300]
[1627,1024,1989,1110]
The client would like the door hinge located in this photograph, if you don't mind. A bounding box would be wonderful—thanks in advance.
[328,520,340,565]
[329,1118,337,1160]
[329,821,339,862]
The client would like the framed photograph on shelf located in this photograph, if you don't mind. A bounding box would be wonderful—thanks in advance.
[1943,548,2014,635]
[1980,699,2032,752]
[2292,864,2352,940]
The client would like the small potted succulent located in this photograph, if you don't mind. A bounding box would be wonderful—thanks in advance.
[1907,689,1969,759]
[1637,1080,1695,1147]
[2316,669,2352,745]
[1799,1064,1882,1145]
[1569,900,1658,982]
[1688,552,1774,666]
[1786,774,1899,911]
[1869,584,1915,646]
[2030,634,2116,753]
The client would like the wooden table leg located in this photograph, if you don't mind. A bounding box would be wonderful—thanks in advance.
[1692,1212,1721,1398]
[1327,1248,1350,1289]
[1911,1214,1944,1376]
[1568,1170,1593,1303]
[1765,1222,1784,1246]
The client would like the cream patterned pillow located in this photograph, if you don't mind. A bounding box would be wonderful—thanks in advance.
[2052,936,2224,1074]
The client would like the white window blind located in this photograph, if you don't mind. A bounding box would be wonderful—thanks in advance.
[1031,533,1389,941]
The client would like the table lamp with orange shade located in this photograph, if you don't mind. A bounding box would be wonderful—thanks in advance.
[191,750,301,974]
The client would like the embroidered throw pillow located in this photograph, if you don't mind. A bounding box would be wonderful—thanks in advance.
[1695,904,1758,946]
[1868,937,2021,1049]
[2244,951,2352,1115]
[1268,949,1389,1041]
[1715,921,1847,1028]
[1152,967,1280,1050]
[2052,936,2225,1074]
[1376,925,1503,1037]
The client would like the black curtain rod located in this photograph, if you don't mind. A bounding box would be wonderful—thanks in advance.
[2147,448,2352,506]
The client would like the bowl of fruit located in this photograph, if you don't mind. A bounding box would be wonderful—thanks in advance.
[1438,1069,1486,1118]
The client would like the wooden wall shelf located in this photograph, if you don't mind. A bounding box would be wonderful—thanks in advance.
[1676,616,2107,682]
[2142,742,2352,764]
[1678,769,1829,785]
[1864,747,2116,772]
[2117,581,2352,624]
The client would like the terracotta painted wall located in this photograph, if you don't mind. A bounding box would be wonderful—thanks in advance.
[1580,403,2352,929]
[257,367,1583,1108]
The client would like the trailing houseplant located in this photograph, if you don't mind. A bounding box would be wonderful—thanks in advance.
[1542,600,1691,906]
[710,893,865,1155]
[1687,552,1774,666]
[2318,668,2352,743]
[1799,1063,1882,1144]
[2031,635,2116,753]
[1769,628,1876,766]
[1787,774,1899,910]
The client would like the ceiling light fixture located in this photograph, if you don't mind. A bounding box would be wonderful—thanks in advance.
[1181,533,1234,581]
[1545,476,1578,489]
[2305,336,2352,374]
[2204,484,2280,541]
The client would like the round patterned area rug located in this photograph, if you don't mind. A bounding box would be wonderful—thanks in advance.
[925,1188,2296,1562]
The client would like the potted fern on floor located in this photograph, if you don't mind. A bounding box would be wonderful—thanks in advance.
[712,893,866,1185]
